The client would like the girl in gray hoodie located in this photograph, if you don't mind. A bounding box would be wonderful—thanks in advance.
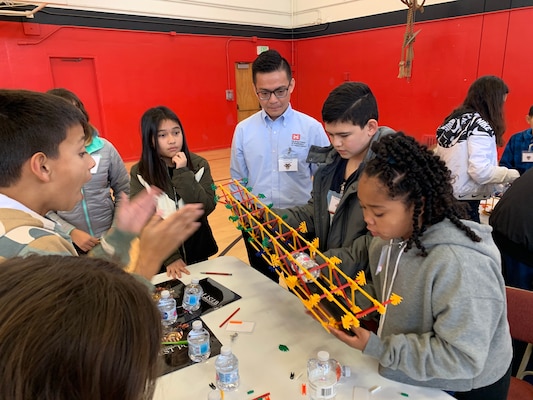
[329,133,512,400]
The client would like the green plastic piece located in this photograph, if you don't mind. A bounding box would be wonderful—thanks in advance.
[278,344,289,352]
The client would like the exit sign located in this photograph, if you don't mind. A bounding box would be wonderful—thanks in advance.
[257,46,269,55]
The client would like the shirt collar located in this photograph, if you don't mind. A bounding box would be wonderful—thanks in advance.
[261,103,293,127]
[0,193,56,229]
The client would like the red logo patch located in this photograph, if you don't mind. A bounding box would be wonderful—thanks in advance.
[292,134,301,141]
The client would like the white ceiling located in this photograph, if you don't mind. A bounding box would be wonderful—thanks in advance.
[2,0,457,28]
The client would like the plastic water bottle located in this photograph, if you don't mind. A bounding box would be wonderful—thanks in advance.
[182,278,203,312]
[158,290,177,327]
[291,252,321,282]
[307,351,339,400]
[187,320,211,362]
[215,345,239,391]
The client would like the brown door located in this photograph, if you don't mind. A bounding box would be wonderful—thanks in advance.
[235,62,261,123]
[50,57,105,137]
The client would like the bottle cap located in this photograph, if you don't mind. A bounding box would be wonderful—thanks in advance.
[342,365,351,377]
[191,278,200,284]
[160,290,170,299]
[317,350,329,361]
[192,320,203,330]
[220,345,232,355]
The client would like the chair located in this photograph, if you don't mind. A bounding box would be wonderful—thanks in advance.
[505,286,533,399]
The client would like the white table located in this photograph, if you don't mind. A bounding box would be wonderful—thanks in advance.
[152,256,453,400]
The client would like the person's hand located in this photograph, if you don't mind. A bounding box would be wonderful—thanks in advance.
[113,188,162,234]
[70,229,100,252]
[172,152,188,169]
[328,325,371,351]
[166,259,190,279]
[134,203,204,279]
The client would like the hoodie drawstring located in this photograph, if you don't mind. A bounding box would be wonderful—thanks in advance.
[377,239,407,338]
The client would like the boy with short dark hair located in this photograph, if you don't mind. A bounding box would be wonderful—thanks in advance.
[272,82,395,277]
[0,89,203,279]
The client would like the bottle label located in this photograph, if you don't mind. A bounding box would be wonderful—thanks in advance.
[308,366,337,400]
[191,342,210,355]
[313,385,335,399]
[184,294,199,307]
[162,308,177,321]
[216,371,238,384]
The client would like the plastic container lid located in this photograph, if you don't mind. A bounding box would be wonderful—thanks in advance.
[207,389,222,400]
[317,350,330,361]
[220,345,232,356]
[192,320,203,330]
[160,290,170,299]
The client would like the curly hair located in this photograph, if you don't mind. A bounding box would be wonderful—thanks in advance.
[363,132,481,256]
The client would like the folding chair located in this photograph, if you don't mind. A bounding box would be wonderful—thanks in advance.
[505,286,533,399]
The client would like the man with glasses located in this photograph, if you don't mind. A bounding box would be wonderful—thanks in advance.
[230,49,329,281]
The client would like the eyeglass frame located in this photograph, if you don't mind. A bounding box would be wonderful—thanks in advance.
[255,86,290,101]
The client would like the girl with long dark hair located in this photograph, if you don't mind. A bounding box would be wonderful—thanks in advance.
[130,106,217,278]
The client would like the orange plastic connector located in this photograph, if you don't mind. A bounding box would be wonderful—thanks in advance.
[301,383,307,396]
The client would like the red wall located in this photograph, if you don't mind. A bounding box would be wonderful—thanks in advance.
[0,22,291,160]
[296,7,533,155]
[1,6,532,160]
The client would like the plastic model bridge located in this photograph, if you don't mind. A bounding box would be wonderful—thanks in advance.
[215,179,402,332]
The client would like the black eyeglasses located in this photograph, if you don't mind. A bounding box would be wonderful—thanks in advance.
[256,87,289,101]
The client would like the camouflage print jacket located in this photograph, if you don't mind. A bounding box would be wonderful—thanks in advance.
[0,196,134,266]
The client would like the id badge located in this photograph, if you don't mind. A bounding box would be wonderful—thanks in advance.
[327,191,341,214]
[522,151,533,163]
[278,157,298,172]
[90,154,101,174]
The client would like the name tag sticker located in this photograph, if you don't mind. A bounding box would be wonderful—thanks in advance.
[522,151,533,163]
[90,154,101,174]
[328,192,341,214]
[278,157,298,172]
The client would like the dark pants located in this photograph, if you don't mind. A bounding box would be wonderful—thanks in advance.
[459,199,481,223]
[241,231,279,283]
[450,363,511,400]
[500,252,533,382]
[501,252,533,291]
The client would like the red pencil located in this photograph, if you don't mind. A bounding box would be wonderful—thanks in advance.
[219,307,241,328]
[200,272,232,276]
[251,392,270,400]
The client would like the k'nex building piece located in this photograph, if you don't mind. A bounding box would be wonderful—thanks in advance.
[215,179,402,332]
